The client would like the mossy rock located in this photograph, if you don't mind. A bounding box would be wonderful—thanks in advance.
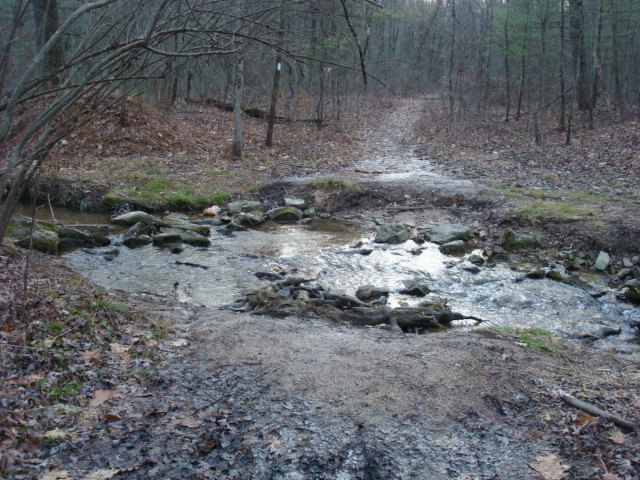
[501,229,540,252]
[266,207,304,222]
[16,228,59,254]
[112,211,159,226]
[158,217,210,236]
[374,224,410,244]
[161,228,211,247]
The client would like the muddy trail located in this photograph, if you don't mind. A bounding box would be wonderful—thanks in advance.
[34,98,640,479]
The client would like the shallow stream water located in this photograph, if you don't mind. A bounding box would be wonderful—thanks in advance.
[51,211,640,357]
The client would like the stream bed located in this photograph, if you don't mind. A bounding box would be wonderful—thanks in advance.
[56,212,640,357]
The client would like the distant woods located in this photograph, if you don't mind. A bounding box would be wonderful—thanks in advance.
[0,0,638,241]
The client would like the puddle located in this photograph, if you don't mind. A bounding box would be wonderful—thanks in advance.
[60,213,640,357]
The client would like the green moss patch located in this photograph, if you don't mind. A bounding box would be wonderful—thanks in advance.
[103,177,230,211]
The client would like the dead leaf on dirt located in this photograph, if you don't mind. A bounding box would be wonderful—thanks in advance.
[82,468,120,479]
[171,416,203,428]
[89,390,119,408]
[43,428,68,440]
[80,349,102,363]
[528,454,570,480]
[109,343,129,353]
[171,338,188,347]
[39,470,71,480]
[514,341,528,348]
[102,412,121,422]
[609,429,626,445]
[267,437,284,454]
[43,338,55,348]
[576,414,597,426]
[602,474,623,480]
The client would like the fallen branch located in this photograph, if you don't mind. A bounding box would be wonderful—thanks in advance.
[558,389,638,432]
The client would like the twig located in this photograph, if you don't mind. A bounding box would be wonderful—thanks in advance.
[47,194,56,224]
[558,389,638,432]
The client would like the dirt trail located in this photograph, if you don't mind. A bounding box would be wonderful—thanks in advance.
[42,98,639,479]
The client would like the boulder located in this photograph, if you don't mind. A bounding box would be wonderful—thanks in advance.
[355,285,390,302]
[161,228,211,247]
[266,207,304,222]
[593,251,610,271]
[374,223,410,244]
[124,235,152,248]
[203,205,222,217]
[227,200,262,215]
[159,217,210,236]
[16,228,59,254]
[399,279,430,297]
[55,226,110,250]
[416,222,475,244]
[231,212,266,229]
[284,198,308,210]
[501,229,540,252]
[468,254,484,265]
[152,233,184,247]
[111,211,158,226]
[439,240,466,255]
[304,207,317,218]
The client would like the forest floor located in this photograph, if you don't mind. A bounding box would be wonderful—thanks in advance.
[2,94,640,479]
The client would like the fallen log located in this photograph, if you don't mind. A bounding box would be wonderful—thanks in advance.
[185,97,321,124]
[558,389,638,432]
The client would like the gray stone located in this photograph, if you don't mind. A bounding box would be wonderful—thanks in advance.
[501,229,540,252]
[355,285,390,302]
[284,197,308,210]
[16,228,59,254]
[152,233,184,247]
[593,251,610,271]
[399,279,430,297]
[55,225,110,250]
[439,240,466,255]
[266,207,304,222]
[159,217,210,236]
[623,257,634,268]
[227,200,262,215]
[304,207,316,218]
[231,212,266,229]
[124,235,152,248]
[468,254,484,265]
[161,228,211,247]
[374,224,410,244]
[112,211,158,226]
[416,222,475,244]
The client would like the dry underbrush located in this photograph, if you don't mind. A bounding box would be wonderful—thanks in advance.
[0,246,162,477]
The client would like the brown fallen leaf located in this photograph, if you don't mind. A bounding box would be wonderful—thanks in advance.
[43,428,68,440]
[528,454,570,480]
[609,429,626,445]
[80,349,102,363]
[89,390,119,408]
[171,338,188,347]
[109,343,129,354]
[39,470,71,480]
[82,468,120,480]
[171,416,203,428]
[102,412,121,422]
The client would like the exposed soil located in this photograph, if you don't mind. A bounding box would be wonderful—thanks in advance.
[3,95,640,479]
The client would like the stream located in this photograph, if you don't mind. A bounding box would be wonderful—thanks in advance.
[40,208,639,358]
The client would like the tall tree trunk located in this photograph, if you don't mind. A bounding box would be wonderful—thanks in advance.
[32,0,64,82]
[559,0,567,130]
[610,0,623,112]
[448,0,456,119]
[503,0,512,122]
[515,2,530,121]
[265,54,282,147]
[232,52,244,158]
[589,0,605,129]
[569,0,589,110]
